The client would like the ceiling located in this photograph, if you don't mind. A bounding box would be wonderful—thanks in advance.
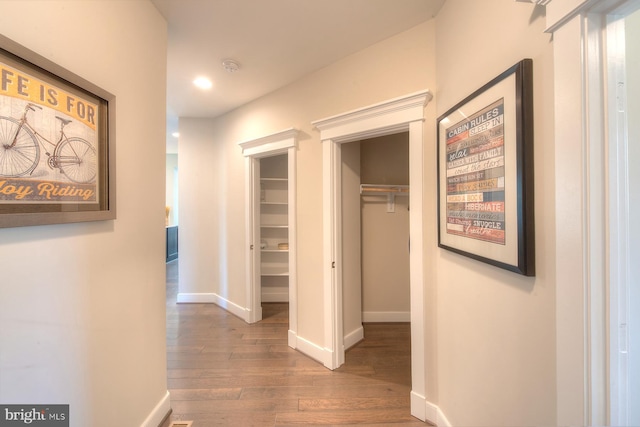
[151,0,446,153]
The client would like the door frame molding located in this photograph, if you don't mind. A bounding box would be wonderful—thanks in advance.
[239,129,298,344]
[603,4,640,425]
[545,0,640,424]
[312,90,433,421]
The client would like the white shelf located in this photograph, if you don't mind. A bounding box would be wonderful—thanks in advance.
[262,249,289,253]
[260,268,289,277]
[261,201,288,205]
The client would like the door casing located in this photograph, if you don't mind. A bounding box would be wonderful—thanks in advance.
[312,90,433,421]
[239,130,298,347]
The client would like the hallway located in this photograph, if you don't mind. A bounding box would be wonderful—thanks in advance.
[161,260,427,426]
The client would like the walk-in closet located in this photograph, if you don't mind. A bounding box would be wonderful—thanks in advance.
[342,132,411,349]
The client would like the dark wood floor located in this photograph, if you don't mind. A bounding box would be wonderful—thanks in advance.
[162,260,428,426]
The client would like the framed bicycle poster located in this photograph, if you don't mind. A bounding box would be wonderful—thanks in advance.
[436,59,534,276]
[0,35,115,228]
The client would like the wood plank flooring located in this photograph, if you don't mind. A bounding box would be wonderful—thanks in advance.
[162,260,428,426]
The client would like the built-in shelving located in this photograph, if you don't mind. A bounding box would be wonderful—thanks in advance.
[259,155,289,302]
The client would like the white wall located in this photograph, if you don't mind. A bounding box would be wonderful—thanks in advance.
[178,118,226,299]
[0,2,168,426]
[433,1,556,425]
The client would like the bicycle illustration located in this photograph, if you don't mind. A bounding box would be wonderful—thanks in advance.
[0,103,97,184]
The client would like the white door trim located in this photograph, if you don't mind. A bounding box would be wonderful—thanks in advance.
[604,4,640,424]
[239,129,298,341]
[312,90,433,421]
[607,14,630,425]
[546,0,640,424]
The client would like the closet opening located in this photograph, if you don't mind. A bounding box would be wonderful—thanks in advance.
[342,133,411,355]
[259,154,290,310]
[239,128,298,338]
[341,132,412,386]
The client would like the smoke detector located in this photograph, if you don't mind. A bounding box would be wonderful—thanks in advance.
[222,59,240,73]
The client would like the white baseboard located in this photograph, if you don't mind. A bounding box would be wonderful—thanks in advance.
[291,333,330,366]
[343,325,364,350]
[434,404,452,427]
[411,390,427,421]
[362,311,410,322]
[176,292,216,303]
[140,390,170,427]
[288,329,297,348]
[411,391,451,427]
[176,292,249,322]
[212,294,249,321]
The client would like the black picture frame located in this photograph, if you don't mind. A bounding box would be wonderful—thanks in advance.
[437,59,534,276]
[0,35,115,228]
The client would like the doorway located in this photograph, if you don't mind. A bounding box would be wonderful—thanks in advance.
[341,134,411,350]
[313,90,432,421]
[239,129,298,344]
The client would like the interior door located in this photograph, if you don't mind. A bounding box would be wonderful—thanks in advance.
[247,157,262,323]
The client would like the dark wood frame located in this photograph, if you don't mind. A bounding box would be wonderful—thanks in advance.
[0,35,115,228]
[437,59,534,276]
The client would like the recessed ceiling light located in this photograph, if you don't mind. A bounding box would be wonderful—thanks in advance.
[172,132,180,138]
[222,59,240,73]
[193,76,212,90]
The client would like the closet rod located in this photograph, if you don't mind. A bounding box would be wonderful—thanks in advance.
[359,184,409,195]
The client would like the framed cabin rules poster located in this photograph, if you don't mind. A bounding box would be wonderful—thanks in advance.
[437,59,535,276]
